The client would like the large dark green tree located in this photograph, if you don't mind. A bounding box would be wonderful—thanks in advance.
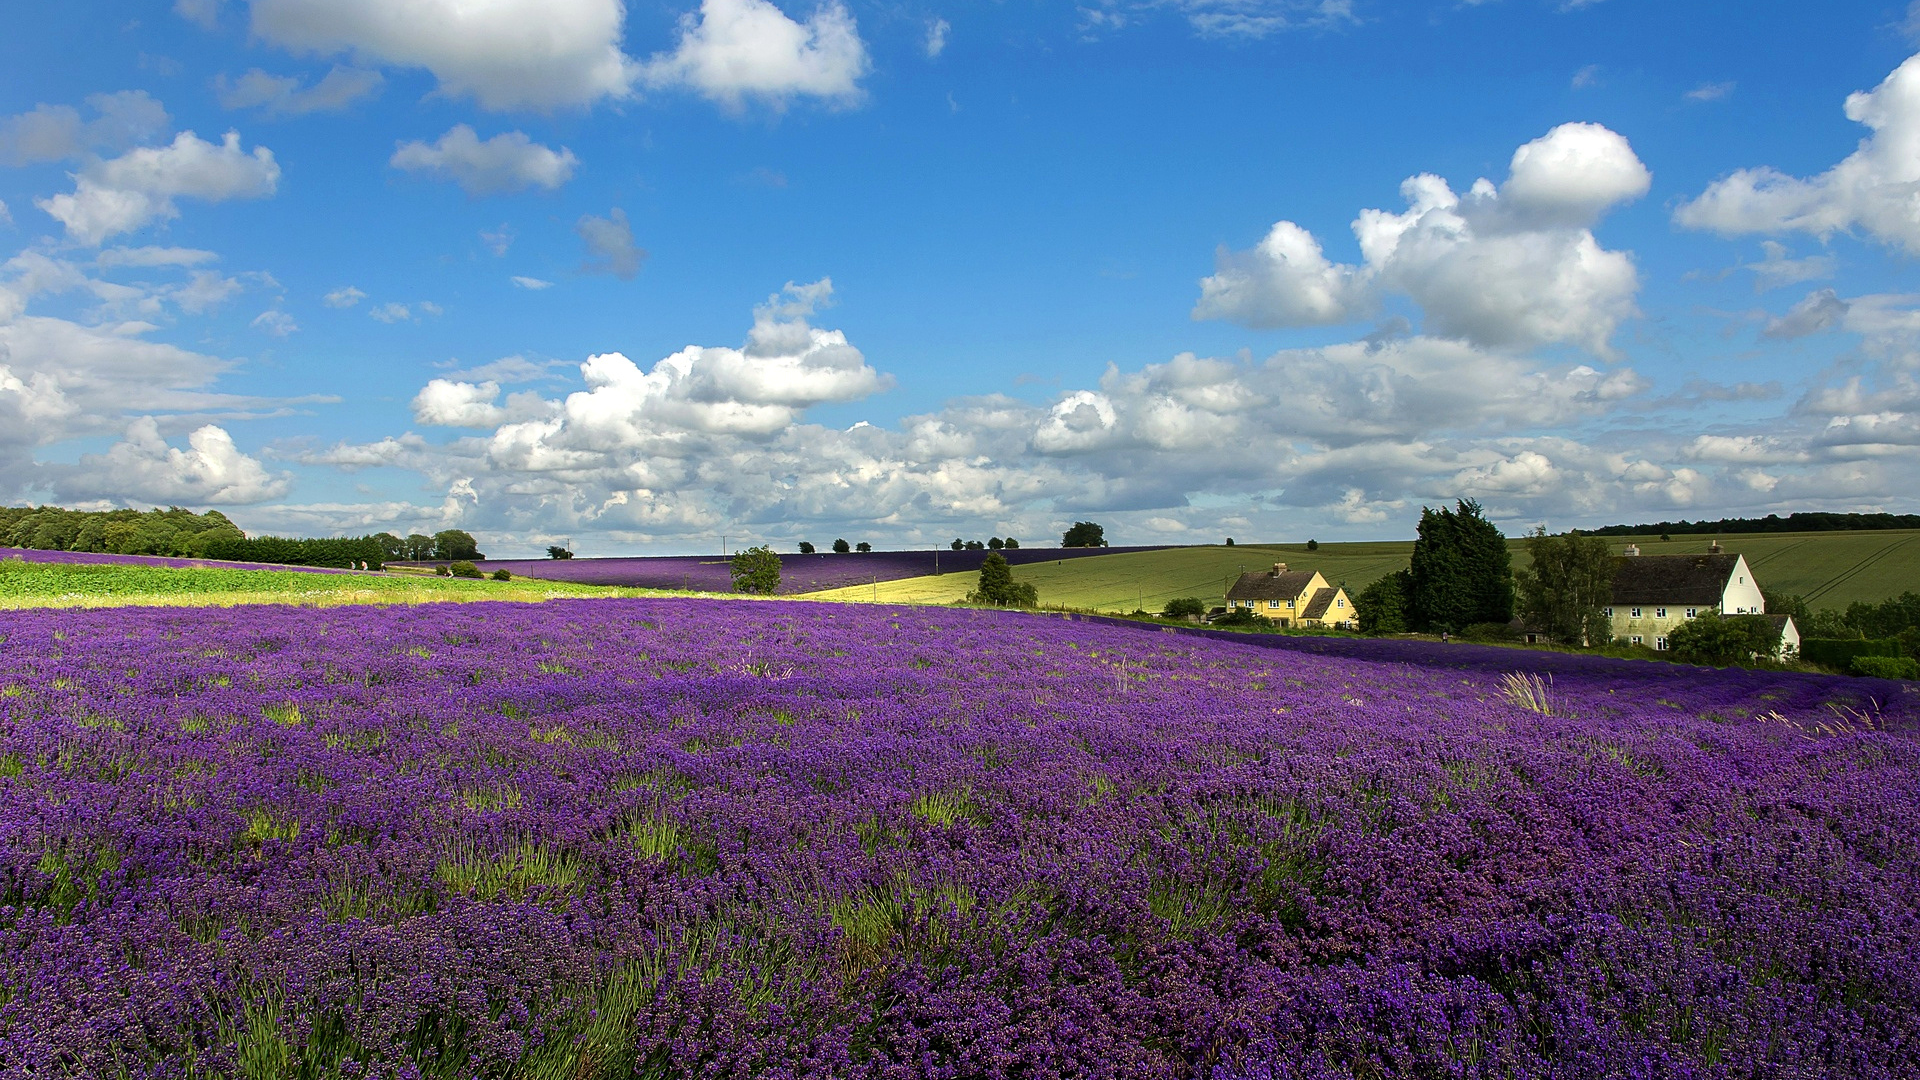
[1061,522,1107,547]
[1514,528,1616,645]
[1355,571,1411,634]
[968,552,1038,608]
[1407,499,1513,631]
[1667,614,1782,666]
[729,546,782,594]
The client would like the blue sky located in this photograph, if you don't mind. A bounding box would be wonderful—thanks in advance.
[3,0,1918,555]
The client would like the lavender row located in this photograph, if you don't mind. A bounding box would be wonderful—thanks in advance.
[414,545,1173,593]
[0,599,1914,1077]
[0,546,363,574]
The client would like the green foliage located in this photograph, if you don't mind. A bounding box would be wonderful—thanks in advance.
[1306,539,1318,551]
[1061,521,1107,547]
[491,569,512,581]
[1801,637,1904,671]
[1407,499,1513,632]
[1163,597,1206,619]
[1514,528,1615,645]
[546,546,573,560]
[1224,537,1235,546]
[1355,570,1410,634]
[833,538,851,554]
[1666,614,1782,666]
[856,541,872,553]
[729,545,782,595]
[988,537,1004,550]
[1836,591,1920,639]
[798,541,815,554]
[968,552,1037,608]
[1003,537,1019,549]
[1850,655,1920,679]
[1211,607,1274,629]
[431,530,481,561]
[447,561,482,579]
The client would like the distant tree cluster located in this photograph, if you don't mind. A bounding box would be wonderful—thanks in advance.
[822,539,872,554]
[0,506,244,558]
[968,553,1037,608]
[546,546,574,560]
[1354,500,1512,634]
[950,537,1020,551]
[0,505,483,569]
[1591,512,1920,536]
[1061,522,1106,548]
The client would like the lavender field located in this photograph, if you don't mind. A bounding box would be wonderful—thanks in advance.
[3,599,1917,1078]
[445,546,1171,594]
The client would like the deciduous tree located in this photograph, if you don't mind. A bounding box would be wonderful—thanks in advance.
[1514,529,1615,645]
[730,545,782,595]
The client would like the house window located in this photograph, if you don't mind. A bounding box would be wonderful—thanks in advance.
[1336,597,1345,608]
[1268,599,1280,609]
[1287,599,1295,608]
[1630,635,1643,645]
[1604,607,1613,618]
[1685,608,1697,619]
[1655,608,1667,619]
[1655,636,1669,651]
[1630,607,1642,619]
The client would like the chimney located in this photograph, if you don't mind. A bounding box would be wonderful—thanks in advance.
[1708,540,1723,554]
[1623,543,1640,557]
[1272,562,1287,576]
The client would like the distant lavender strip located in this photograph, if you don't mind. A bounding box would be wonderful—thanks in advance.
[410,545,1173,593]
[0,546,363,574]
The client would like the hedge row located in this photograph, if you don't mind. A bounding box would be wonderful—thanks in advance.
[1800,637,1904,670]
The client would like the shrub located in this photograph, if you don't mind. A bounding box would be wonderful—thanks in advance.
[1801,637,1903,671]
[730,546,782,595]
[1163,597,1207,619]
[1306,539,1319,552]
[1459,622,1518,643]
[1355,571,1410,634]
[491,569,512,581]
[1212,608,1274,630]
[448,561,482,579]
[1850,655,1920,680]
[1667,614,1781,666]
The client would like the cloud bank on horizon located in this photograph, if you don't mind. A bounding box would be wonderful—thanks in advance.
[0,0,1916,554]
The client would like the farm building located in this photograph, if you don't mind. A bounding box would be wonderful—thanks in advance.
[1225,563,1355,628]
[1607,543,1797,656]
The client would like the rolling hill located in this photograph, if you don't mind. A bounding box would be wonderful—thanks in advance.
[798,531,1920,613]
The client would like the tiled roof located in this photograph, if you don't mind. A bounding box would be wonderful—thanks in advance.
[1227,569,1319,602]
[1300,591,1336,620]
[1610,554,1742,605]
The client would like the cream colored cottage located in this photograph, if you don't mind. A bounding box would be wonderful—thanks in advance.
[1607,543,1796,656]
[1225,563,1354,628]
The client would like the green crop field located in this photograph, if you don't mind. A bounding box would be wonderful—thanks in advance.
[799,530,1920,613]
[0,560,666,609]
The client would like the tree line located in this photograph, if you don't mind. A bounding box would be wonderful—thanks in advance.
[0,505,480,569]
[1590,512,1920,535]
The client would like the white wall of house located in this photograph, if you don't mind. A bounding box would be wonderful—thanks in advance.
[1720,556,1765,614]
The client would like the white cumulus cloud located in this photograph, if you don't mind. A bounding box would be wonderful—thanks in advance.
[59,417,291,504]
[215,66,384,115]
[577,208,644,278]
[324,285,365,308]
[36,130,280,246]
[642,0,869,110]
[0,91,171,166]
[390,125,578,194]
[245,0,639,111]
[1196,122,1648,355]
[1676,52,1920,253]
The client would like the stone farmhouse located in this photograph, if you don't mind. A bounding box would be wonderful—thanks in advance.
[1607,543,1799,656]
[1225,563,1355,628]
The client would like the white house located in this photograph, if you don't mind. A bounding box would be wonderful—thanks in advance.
[1607,544,1794,656]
